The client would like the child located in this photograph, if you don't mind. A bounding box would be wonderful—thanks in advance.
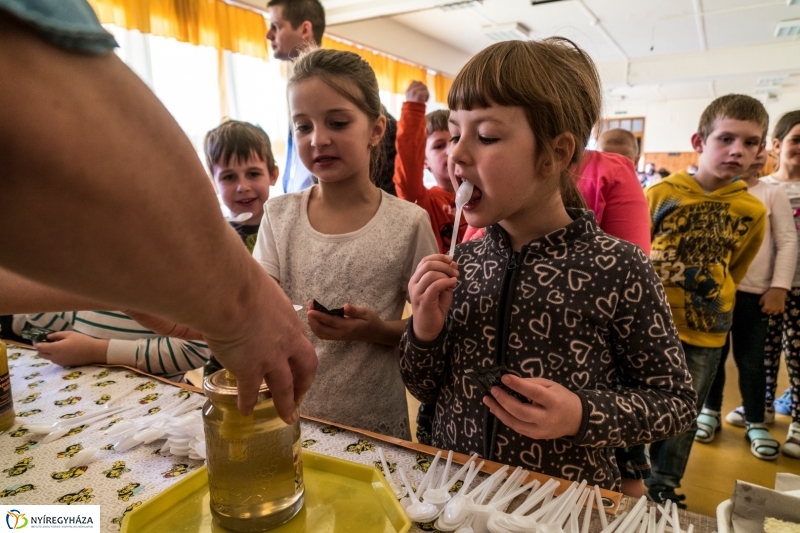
[760,110,800,457]
[204,120,279,253]
[400,38,696,491]
[696,149,795,461]
[645,94,768,505]
[25,311,210,382]
[393,80,467,254]
[598,128,639,166]
[253,49,437,439]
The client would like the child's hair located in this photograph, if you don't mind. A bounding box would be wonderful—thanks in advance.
[289,48,385,183]
[599,128,639,157]
[204,120,275,172]
[447,38,602,210]
[266,0,326,45]
[697,94,769,142]
[773,110,800,142]
[426,109,450,137]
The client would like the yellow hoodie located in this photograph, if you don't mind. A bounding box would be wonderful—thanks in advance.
[646,171,766,348]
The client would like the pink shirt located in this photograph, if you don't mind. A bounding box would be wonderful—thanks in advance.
[462,150,650,255]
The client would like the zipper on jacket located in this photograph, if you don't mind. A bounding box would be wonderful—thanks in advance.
[483,249,520,460]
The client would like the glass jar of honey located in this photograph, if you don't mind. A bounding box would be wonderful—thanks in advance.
[0,341,15,431]
[203,370,304,531]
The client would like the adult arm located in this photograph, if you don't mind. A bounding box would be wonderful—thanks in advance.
[0,14,316,421]
[0,268,110,315]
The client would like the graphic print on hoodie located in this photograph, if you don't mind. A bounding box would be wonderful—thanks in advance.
[646,170,766,348]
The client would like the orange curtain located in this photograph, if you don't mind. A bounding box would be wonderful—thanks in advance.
[433,73,454,104]
[87,0,269,60]
[322,36,429,95]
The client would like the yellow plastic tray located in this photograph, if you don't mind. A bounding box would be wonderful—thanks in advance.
[121,450,410,533]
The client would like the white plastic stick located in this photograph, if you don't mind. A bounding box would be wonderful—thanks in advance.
[599,512,630,533]
[581,487,593,533]
[595,484,609,529]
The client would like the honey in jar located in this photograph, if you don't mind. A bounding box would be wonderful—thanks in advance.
[0,341,15,431]
[203,370,304,531]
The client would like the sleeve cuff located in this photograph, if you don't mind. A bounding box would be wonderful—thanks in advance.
[406,316,448,348]
[402,101,427,116]
[106,339,138,367]
[562,391,591,445]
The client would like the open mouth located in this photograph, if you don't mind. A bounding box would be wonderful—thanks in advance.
[314,155,339,166]
[457,177,483,209]
[236,198,257,205]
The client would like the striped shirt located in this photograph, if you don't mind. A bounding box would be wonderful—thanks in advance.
[25,311,210,381]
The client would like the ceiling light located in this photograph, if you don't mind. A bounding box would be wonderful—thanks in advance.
[757,76,787,86]
[482,22,531,41]
[775,19,800,37]
[438,0,482,11]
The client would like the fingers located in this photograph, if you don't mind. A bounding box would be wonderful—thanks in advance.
[409,255,458,285]
[342,303,369,319]
[263,363,299,424]
[45,331,70,342]
[288,338,318,406]
[483,395,531,436]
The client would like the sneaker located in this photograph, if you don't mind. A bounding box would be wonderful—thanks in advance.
[775,388,792,416]
[646,486,687,509]
[782,422,800,459]
[725,405,775,428]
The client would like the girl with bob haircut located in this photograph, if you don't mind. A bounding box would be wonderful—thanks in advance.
[400,38,697,489]
[253,48,437,439]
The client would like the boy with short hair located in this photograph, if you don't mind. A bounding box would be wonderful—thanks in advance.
[393,80,467,254]
[645,94,769,507]
[204,120,279,254]
[598,128,639,165]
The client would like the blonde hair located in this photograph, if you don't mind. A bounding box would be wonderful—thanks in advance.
[448,38,602,209]
[288,48,385,182]
[426,109,450,137]
[697,94,769,142]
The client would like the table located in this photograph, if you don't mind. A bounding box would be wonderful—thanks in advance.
[1,344,716,532]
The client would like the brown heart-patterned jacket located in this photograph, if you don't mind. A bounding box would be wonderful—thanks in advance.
[400,210,697,490]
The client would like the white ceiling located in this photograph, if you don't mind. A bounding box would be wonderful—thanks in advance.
[317,0,800,103]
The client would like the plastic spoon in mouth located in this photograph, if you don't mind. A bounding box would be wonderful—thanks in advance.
[449,180,475,257]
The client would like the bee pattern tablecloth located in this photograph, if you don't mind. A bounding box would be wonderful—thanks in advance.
[1,346,715,533]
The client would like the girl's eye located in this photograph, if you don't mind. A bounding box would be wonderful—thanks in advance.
[449,135,460,144]
[479,135,499,145]
[331,121,349,129]
[295,124,311,133]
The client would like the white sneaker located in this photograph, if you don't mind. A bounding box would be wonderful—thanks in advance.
[782,422,800,459]
[725,405,775,428]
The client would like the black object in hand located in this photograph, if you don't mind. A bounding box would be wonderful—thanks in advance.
[21,326,55,344]
[464,365,529,403]
[312,300,345,317]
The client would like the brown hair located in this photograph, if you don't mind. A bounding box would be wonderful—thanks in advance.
[204,120,275,172]
[773,110,800,142]
[599,128,639,157]
[426,109,450,137]
[697,94,769,142]
[448,38,602,210]
[289,48,385,182]
[267,0,326,45]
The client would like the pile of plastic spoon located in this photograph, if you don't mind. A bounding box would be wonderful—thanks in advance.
[422,452,479,512]
[377,447,407,499]
[449,180,475,257]
[468,467,541,533]
[435,465,509,531]
[486,478,560,533]
[25,392,136,444]
[399,451,444,523]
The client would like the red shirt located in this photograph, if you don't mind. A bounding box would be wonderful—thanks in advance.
[463,150,650,255]
[393,101,467,254]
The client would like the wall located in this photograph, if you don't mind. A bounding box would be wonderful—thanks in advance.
[603,91,800,154]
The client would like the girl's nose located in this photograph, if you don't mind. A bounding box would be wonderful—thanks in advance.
[311,127,330,147]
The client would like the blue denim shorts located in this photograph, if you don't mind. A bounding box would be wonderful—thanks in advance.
[0,0,116,54]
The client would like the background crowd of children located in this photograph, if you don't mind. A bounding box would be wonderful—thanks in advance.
[5,0,800,515]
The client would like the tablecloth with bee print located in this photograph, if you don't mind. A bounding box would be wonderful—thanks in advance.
[1,346,715,533]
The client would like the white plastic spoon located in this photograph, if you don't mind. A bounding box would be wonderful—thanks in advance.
[398,464,439,523]
[377,447,406,499]
[449,180,475,257]
[225,212,253,223]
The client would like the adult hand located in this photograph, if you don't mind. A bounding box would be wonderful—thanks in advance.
[202,275,318,423]
[760,287,788,315]
[483,375,583,440]
[34,331,109,367]
[405,81,429,104]
[408,254,458,342]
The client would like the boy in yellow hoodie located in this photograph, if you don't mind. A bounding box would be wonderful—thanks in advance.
[645,94,768,507]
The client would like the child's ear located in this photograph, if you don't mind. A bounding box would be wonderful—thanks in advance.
[551,132,576,170]
[269,165,279,186]
[772,137,782,155]
[370,115,387,149]
[690,133,705,154]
